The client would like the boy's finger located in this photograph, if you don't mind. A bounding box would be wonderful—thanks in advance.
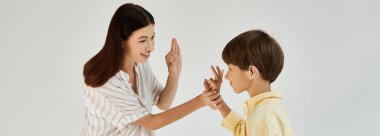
[211,65,219,80]
[216,66,223,81]
[207,79,217,88]
[203,79,211,90]
[221,70,225,80]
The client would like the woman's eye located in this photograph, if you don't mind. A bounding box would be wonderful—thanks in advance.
[151,36,155,40]
[139,40,146,43]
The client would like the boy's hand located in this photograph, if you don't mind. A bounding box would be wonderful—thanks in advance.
[199,65,224,110]
[207,65,224,93]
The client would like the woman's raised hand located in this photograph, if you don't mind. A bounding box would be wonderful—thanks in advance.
[165,38,182,76]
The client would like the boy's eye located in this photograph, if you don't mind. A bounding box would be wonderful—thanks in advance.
[151,36,155,39]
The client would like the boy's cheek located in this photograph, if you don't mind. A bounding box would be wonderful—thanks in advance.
[232,86,240,94]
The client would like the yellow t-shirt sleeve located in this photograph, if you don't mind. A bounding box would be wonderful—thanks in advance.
[221,110,243,132]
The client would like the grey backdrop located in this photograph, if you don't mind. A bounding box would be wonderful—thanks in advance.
[1,0,379,136]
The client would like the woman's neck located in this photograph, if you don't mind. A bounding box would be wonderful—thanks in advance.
[122,57,136,74]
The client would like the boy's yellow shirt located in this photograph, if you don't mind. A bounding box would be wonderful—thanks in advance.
[222,92,294,136]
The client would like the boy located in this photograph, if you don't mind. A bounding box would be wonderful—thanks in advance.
[203,30,294,136]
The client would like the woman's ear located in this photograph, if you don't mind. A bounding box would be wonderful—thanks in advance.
[246,65,259,80]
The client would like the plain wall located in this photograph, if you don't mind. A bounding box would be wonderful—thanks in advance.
[1,0,379,135]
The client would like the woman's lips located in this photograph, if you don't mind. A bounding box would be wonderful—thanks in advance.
[141,53,150,58]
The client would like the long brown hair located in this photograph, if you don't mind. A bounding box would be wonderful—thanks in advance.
[83,3,155,87]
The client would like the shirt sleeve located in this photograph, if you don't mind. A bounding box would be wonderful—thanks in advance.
[222,110,244,133]
[98,81,150,125]
[146,63,163,104]
[151,74,163,104]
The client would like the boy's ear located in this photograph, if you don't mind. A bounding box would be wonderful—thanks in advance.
[246,65,259,80]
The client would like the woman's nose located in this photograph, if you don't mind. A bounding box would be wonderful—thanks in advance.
[146,42,154,51]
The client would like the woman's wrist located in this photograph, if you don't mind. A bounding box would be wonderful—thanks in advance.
[168,72,180,79]
[196,95,206,107]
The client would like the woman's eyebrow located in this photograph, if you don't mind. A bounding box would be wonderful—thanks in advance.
[138,33,155,39]
[138,36,149,39]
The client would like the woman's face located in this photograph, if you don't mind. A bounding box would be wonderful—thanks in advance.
[225,64,251,94]
[123,24,155,63]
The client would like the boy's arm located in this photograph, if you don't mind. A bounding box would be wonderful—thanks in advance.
[203,65,244,133]
[218,99,231,118]
[208,92,243,133]
[218,98,245,134]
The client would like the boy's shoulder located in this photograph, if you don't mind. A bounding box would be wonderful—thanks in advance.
[248,99,290,127]
[248,98,284,120]
[251,98,283,115]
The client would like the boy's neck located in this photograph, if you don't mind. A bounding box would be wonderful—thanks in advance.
[247,80,271,98]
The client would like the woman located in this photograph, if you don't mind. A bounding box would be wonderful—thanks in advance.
[82,3,221,136]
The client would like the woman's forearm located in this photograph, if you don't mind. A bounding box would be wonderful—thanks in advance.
[156,73,179,110]
[135,95,204,130]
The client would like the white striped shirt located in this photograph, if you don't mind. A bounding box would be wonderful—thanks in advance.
[82,63,163,136]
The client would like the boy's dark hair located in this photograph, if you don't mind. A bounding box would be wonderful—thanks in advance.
[222,30,284,83]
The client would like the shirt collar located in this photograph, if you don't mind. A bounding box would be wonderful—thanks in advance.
[116,63,139,83]
[244,91,282,109]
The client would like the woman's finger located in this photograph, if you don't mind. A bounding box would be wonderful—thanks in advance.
[177,40,181,56]
[208,92,220,100]
[171,38,177,51]
[175,39,179,54]
[172,38,178,54]
[173,54,179,60]
[166,55,173,62]
[202,90,217,97]
[215,103,222,109]
[211,103,221,110]
[211,105,217,110]
[212,96,222,105]
[170,38,176,52]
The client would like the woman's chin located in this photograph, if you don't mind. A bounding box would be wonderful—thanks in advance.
[136,58,149,63]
